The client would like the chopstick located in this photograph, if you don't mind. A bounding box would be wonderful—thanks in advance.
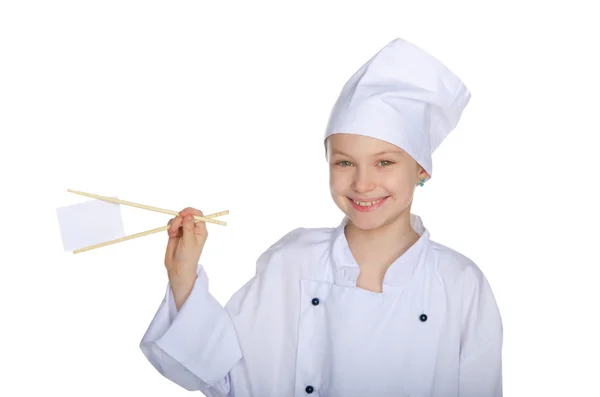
[72,209,228,254]
[67,189,226,226]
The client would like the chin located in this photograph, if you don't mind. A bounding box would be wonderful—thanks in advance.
[337,202,385,230]
[346,213,391,231]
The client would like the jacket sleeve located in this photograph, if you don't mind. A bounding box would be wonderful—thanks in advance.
[139,264,243,396]
[458,266,503,397]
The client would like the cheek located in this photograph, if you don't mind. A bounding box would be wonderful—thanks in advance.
[384,173,414,198]
[329,171,349,193]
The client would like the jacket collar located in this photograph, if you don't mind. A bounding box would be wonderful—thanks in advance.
[330,213,431,293]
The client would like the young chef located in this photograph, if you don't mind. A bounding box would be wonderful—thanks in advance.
[139,38,503,397]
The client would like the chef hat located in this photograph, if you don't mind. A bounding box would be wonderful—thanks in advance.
[323,38,471,178]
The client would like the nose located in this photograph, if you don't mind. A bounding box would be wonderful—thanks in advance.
[351,166,376,193]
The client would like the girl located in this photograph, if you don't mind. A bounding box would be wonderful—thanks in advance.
[140,38,503,397]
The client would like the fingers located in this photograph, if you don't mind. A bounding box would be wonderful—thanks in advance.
[178,207,204,218]
[179,207,208,237]
[181,214,198,247]
[165,216,182,262]
[167,216,183,238]
[165,207,210,266]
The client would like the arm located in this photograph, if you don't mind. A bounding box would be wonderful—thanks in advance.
[139,264,243,396]
[458,266,503,396]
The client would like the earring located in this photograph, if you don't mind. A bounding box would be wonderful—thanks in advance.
[418,177,426,187]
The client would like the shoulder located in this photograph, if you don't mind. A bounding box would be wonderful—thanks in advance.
[429,238,501,315]
[428,239,489,289]
[254,225,336,274]
[264,225,335,251]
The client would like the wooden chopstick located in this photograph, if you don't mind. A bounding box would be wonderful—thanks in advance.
[67,189,227,226]
[72,210,227,254]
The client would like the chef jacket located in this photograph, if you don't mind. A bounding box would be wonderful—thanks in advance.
[140,213,503,396]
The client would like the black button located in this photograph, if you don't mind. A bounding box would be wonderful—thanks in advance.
[420,314,428,322]
[305,385,314,394]
[311,298,320,306]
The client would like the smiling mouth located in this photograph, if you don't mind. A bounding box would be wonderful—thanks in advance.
[348,197,387,207]
[347,196,389,209]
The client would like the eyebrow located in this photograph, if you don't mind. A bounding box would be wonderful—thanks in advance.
[331,149,404,157]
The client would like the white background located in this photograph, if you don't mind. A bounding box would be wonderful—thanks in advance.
[1,1,599,395]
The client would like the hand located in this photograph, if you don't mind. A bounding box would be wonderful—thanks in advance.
[165,207,208,305]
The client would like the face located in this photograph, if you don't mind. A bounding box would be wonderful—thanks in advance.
[326,133,429,231]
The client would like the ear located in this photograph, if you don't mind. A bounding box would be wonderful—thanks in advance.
[418,166,430,181]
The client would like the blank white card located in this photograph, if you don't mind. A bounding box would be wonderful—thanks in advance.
[56,198,125,252]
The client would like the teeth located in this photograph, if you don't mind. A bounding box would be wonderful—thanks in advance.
[352,199,381,206]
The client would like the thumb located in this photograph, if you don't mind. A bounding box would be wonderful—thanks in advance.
[181,215,197,247]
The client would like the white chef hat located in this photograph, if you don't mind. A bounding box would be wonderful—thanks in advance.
[323,38,471,178]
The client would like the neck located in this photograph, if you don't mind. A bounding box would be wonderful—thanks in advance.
[344,211,420,270]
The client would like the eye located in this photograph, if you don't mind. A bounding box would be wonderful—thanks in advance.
[378,160,394,166]
[335,160,352,167]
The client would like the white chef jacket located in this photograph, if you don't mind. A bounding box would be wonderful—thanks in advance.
[140,213,503,397]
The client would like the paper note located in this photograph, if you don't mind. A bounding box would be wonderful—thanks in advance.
[56,198,126,252]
